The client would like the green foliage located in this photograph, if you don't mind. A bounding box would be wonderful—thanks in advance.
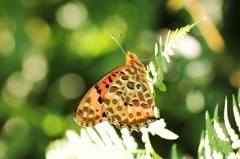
[162,20,203,63]
[198,94,240,158]
[0,1,239,159]
[46,20,200,159]
[170,144,179,159]
[148,20,203,92]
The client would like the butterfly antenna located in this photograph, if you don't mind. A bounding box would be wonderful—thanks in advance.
[120,34,127,52]
[111,34,126,54]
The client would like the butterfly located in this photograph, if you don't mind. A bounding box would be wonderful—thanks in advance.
[74,51,160,132]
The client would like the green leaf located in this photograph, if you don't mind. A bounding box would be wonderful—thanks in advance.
[200,94,239,158]
[213,104,219,121]
[198,131,205,158]
[161,20,202,63]
[147,19,203,92]
[156,80,166,92]
[170,144,179,159]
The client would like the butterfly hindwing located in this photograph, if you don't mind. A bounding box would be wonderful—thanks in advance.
[102,66,159,131]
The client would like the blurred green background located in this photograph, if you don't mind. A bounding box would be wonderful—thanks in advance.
[0,0,240,158]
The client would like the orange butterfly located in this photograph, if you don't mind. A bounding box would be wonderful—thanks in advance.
[74,51,160,132]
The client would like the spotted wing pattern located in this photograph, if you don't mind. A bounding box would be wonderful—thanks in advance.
[102,66,159,131]
[74,51,160,131]
[74,66,125,127]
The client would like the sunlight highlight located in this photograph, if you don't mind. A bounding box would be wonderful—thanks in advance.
[56,2,88,29]
[59,73,85,99]
[24,17,51,46]
[69,28,114,58]
[186,90,205,113]
[0,18,15,56]
[42,114,65,136]
[175,35,201,60]
[229,71,240,88]
[3,117,29,137]
[184,0,225,53]
[5,72,32,98]
[103,15,128,37]
[2,72,32,106]
[22,50,48,83]
[185,60,214,85]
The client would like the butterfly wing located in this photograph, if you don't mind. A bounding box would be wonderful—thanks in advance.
[74,65,126,127]
[74,52,160,131]
[102,66,160,131]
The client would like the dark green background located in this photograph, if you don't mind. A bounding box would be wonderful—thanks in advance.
[0,0,239,158]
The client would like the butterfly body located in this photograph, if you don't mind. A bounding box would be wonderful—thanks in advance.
[74,52,160,131]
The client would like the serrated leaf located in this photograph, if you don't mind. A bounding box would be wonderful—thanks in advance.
[201,95,239,158]
[148,19,203,93]
[161,19,203,63]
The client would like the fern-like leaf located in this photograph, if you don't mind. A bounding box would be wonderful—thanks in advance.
[148,19,204,91]
[198,93,240,158]
[162,20,203,63]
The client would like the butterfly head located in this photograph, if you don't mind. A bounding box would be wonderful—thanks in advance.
[126,52,139,64]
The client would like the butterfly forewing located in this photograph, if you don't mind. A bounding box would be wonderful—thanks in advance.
[74,65,126,127]
[74,88,107,127]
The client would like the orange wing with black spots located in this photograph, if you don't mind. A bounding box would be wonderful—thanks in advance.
[102,66,159,131]
[74,65,126,127]
[74,52,160,131]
